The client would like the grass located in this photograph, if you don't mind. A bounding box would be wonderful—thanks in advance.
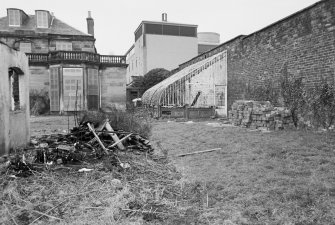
[151,120,335,224]
[2,116,335,224]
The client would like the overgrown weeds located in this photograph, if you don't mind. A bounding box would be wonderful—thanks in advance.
[246,63,335,130]
[80,107,153,138]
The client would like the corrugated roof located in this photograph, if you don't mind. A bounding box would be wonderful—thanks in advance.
[0,14,90,37]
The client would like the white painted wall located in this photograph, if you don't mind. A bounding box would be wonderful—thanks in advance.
[126,35,146,85]
[145,34,198,72]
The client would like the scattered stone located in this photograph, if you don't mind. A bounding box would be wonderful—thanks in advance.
[228,100,295,131]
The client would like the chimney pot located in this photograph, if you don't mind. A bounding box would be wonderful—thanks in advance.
[162,13,167,22]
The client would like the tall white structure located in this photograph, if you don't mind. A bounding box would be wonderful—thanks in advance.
[125,15,198,85]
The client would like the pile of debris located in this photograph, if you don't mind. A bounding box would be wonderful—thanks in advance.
[6,119,153,177]
[228,100,295,130]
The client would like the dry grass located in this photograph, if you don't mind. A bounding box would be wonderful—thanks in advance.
[152,120,335,224]
[0,151,208,225]
[2,116,335,224]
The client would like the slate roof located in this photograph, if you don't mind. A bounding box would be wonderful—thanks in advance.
[0,13,91,37]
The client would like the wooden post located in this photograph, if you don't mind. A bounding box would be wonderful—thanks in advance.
[108,133,132,149]
[87,123,109,154]
[105,121,125,150]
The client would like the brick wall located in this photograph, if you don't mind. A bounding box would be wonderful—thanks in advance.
[100,67,127,110]
[179,0,335,110]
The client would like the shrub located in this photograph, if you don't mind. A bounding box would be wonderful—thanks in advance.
[280,65,305,126]
[304,79,335,129]
[29,89,50,115]
[80,107,152,138]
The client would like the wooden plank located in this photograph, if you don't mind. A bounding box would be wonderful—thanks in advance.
[108,133,132,149]
[87,123,109,154]
[105,122,125,150]
[176,148,222,157]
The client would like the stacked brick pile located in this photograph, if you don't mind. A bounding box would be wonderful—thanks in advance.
[228,100,295,130]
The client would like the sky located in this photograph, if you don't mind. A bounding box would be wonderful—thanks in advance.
[1,0,320,55]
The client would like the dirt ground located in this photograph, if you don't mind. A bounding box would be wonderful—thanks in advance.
[27,116,335,224]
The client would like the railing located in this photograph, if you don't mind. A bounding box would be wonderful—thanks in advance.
[25,51,127,66]
[100,55,126,64]
[49,51,100,63]
[26,53,49,63]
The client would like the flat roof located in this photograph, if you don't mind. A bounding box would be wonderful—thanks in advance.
[134,20,198,35]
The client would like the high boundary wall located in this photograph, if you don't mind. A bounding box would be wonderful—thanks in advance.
[178,0,335,110]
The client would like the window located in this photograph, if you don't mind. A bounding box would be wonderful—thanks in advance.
[56,42,72,51]
[8,9,20,26]
[162,25,179,36]
[145,24,163,35]
[180,26,197,37]
[36,11,49,28]
[8,68,24,111]
[19,42,31,53]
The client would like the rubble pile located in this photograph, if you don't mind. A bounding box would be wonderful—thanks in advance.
[228,100,295,130]
[6,119,153,176]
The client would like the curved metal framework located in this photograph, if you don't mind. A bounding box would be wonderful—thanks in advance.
[142,51,227,109]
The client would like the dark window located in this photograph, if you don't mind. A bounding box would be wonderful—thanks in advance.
[145,24,162,35]
[135,25,143,41]
[180,26,197,37]
[9,68,23,111]
[162,25,179,36]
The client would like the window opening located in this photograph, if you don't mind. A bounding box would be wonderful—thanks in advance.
[8,9,20,26]
[9,68,21,111]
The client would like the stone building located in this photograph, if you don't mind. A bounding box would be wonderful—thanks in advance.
[142,0,335,118]
[0,42,30,156]
[0,9,127,112]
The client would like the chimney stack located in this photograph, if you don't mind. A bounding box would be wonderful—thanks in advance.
[86,11,94,36]
[162,13,167,22]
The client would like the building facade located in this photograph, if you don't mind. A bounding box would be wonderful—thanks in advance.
[125,16,198,84]
[197,32,220,55]
[0,8,127,112]
[0,42,30,156]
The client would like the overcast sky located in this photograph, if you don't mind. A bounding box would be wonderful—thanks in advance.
[1,0,320,55]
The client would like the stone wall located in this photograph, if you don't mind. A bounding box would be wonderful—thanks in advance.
[100,67,127,110]
[0,36,95,53]
[179,0,335,109]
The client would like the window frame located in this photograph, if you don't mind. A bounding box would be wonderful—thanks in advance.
[56,41,73,51]
[36,11,49,28]
[8,9,20,27]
